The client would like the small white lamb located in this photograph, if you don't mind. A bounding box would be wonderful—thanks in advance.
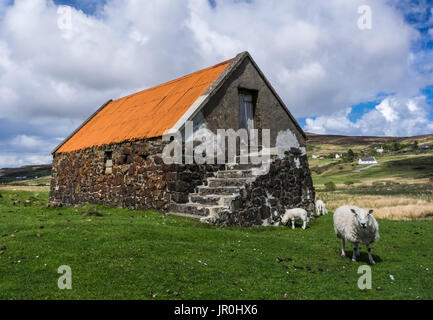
[315,200,328,216]
[333,205,380,264]
[281,208,309,230]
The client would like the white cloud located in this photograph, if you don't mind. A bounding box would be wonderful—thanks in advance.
[0,0,429,121]
[0,134,57,167]
[185,0,428,117]
[0,154,52,168]
[305,109,355,135]
[305,95,433,136]
[0,0,432,167]
[10,134,56,152]
[376,99,400,122]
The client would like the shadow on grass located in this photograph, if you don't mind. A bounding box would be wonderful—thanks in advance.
[344,251,383,264]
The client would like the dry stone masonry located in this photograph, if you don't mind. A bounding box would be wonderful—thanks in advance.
[50,137,225,212]
[50,136,314,227]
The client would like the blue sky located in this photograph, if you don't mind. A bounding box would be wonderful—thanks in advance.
[0,0,432,168]
[54,0,105,14]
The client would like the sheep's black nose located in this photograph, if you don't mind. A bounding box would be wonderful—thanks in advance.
[361,223,367,228]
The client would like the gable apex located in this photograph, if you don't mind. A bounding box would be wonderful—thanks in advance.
[168,51,306,139]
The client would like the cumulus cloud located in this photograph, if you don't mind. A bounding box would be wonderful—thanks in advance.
[0,154,52,169]
[1,0,429,120]
[305,95,433,136]
[0,0,432,167]
[186,0,430,116]
[0,133,57,167]
[10,134,56,152]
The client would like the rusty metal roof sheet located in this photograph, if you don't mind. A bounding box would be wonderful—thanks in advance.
[55,59,232,153]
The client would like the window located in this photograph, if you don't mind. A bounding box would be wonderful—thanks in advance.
[105,151,113,174]
[239,93,254,131]
[238,90,258,148]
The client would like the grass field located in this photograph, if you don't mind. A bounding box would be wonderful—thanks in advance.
[1,134,432,300]
[316,182,433,220]
[0,190,432,300]
[307,133,433,221]
[307,133,433,187]
[311,155,433,186]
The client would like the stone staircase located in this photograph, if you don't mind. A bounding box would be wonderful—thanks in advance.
[168,157,269,221]
[166,147,316,227]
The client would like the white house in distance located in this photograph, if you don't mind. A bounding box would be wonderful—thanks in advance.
[335,154,342,159]
[376,148,384,153]
[358,157,378,165]
[312,155,319,159]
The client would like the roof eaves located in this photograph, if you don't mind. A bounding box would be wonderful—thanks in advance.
[52,99,113,154]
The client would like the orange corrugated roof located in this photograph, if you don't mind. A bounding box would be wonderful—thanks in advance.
[56,59,232,153]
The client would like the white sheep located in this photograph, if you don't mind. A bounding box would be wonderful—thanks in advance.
[281,208,309,230]
[333,205,380,264]
[315,200,328,216]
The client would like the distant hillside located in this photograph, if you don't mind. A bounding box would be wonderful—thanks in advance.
[306,132,433,145]
[0,164,52,184]
[305,132,433,156]
[305,132,433,186]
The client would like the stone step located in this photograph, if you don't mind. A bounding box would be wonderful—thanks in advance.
[217,170,254,179]
[207,177,252,188]
[190,194,222,205]
[197,186,242,196]
[189,194,236,206]
[169,203,224,216]
[226,162,270,170]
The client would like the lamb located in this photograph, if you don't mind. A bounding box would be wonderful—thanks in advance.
[281,208,309,230]
[315,200,328,216]
[333,205,380,265]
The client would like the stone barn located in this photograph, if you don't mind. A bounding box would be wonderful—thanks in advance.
[50,52,315,226]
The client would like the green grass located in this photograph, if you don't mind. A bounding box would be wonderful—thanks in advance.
[0,190,432,300]
[312,155,433,185]
[7,175,51,186]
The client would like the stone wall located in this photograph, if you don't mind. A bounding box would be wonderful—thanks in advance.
[50,140,314,228]
[190,56,306,148]
[211,149,315,227]
[50,138,223,211]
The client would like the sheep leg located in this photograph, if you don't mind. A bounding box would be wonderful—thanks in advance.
[340,238,346,257]
[352,243,359,262]
[291,219,295,230]
[302,219,306,230]
[367,244,375,265]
